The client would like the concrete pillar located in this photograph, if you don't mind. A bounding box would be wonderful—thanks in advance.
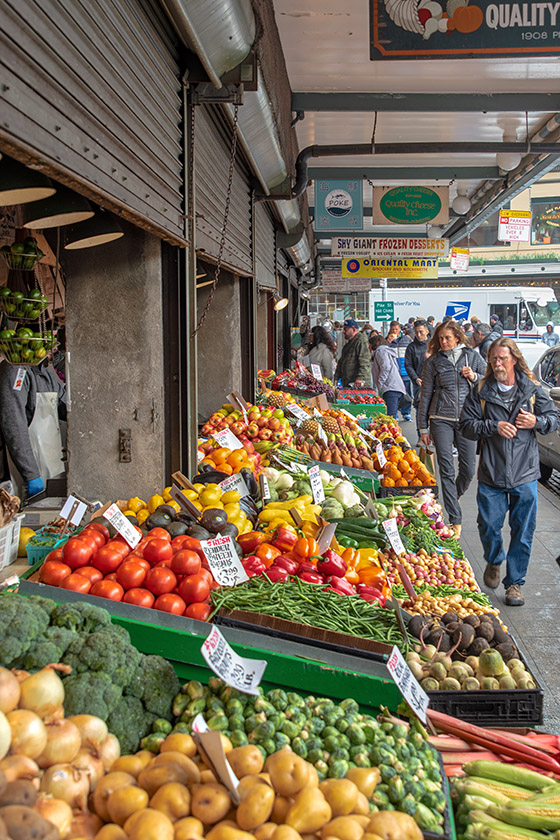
[256,293,268,371]
[63,221,165,501]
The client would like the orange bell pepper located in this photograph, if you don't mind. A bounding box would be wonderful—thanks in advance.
[341,547,360,569]
[256,543,282,568]
[358,567,387,588]
[294,537,319,560]
[345,568,360,584]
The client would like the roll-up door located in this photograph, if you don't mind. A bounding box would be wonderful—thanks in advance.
[0,0,184,244]
[277,247,290,279]
[254,202,277,289]
[194,106,252,277]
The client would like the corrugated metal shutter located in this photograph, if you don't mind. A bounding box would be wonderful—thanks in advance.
[254,202,277,289]
[277,247,290,278]
[194,107,252,277]
[0,0,184,244]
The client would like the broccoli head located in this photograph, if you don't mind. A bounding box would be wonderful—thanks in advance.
[76,630,141,687]
[22,626,76,671]
[125,654,180,719]
[50,601,111,633]
[107,696,157,755]
[0,596,51,667]
[27,595,57,616]
[63,671,122,718]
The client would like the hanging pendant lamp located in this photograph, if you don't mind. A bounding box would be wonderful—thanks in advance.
[0,156,56,206]
[22,185,94,229]
[64,209,124,249]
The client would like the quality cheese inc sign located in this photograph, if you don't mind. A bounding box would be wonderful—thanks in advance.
[342,258,439,280]
[373,186,449,225]
[370,0,560,59]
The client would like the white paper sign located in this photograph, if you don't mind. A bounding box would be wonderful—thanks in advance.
[376,442,387,468]
[104,503,141,549]
[382,517,405,555]
[259,475,271,503]
[219,473,250,498]
[60,495,87,527]
[12,367,26,391]
[450,247,470,272]
[498,209,531,242]
[387,645,429,723]
[286,403,310,423]
[308,465,326,503]
[317,424,328,443]
[197,449,204,463]
[311,364,322,381]
[192,713,209,733]
[201,626,267,695]
[211,428,244,450]
[201,536,249,586]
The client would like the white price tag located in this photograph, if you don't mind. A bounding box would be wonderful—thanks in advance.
[259,475,271,503]
[308,465,326,504]
[13,368,26,391]
[387,646,429,723]
[360,426,375,440]
[197,449,204,463]
[376,442,387,468]
[311,364,322,381]
[286,403,310,423]
[201,626,267,695]
[339,408,357,422]
[317,425,328,443]
[219,473,250,498]
[365,497,378,520]
[192,713,209,733]
[340,467,349,480]
[382,517,405,556]
[211,428,244,450]
[60,495,87,527]
[200,536,249,586]
[104,503,141,549]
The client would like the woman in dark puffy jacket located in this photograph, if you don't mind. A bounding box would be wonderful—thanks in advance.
[418,320,486,536]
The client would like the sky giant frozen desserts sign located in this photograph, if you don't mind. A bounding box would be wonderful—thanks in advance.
[370,0,560,58]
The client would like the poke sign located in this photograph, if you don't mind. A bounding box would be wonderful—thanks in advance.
[325,189,353,218]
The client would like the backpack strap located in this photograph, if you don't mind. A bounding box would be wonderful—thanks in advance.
[477,380,486,417]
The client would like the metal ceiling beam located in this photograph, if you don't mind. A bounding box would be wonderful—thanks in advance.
[291,92,560,113]
[308,166,501,181]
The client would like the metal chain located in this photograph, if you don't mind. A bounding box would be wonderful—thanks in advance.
[194,103,240,334]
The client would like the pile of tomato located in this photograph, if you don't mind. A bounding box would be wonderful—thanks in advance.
[39,521,214,621]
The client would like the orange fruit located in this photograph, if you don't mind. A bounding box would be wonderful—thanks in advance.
[397,459,409,474]
[212,447,232,464]
[228,449,248,469]
[381,477,395,487]
[403,450,417,465]
[395,478,408,487]
[411,478,422,486]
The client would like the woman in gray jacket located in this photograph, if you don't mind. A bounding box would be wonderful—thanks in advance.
[307,326,335,381]
[370,335,406,419]
[418,320,486,536]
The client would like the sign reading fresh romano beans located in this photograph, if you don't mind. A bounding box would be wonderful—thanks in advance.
[201,626,267,696]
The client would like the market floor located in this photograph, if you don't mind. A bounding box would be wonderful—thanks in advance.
[401,418,560,732]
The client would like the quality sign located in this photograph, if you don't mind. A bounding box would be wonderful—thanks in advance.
[314,179,363,232]
[370,0,560,59]
[373,186,449,225]
[342,258,439,280]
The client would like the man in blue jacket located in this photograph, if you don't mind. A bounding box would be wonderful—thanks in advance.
[460,337,559,606]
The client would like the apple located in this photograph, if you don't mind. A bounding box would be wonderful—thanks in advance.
[271,431,284,442]
[256,417,268,428]
[261,408,273,418]
[247,422,260,438]
[268,417,280,431]
[273,409,284,419]
[230,421,245,435]
[239,437,255,454]
[259,429,273,440]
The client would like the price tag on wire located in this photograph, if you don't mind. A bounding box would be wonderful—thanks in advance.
[200,536,249,586]
[382,517,405,556]
[308,465,325,504]
[60,495,87,527]
[375,441,387,468]
[211,428,244,450]
[286,403,310,424]
[387,646,429,723]
[104,503,141,549]
[201,626,267,696]
[259,474,271,503]
[311,364,322,381]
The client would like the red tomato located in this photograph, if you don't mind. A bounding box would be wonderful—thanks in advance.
[116,561,147,590]
[184,602,211,621]
[105,573,118,581]
[146,527,171,542]
[75,566,103,584]
[198,567,214,588]
[90,579,124,601]
[171,549,201,578]
[74,533,98,554]
[108,538,131,558]
[145,567,177,596]
[86,522,110,541]
[127,547,144,559]
[123,588,155,608]
[62,573,92,594]
[40,560,71,586]
[143,539,173,566]
[80,527,105,549]
[171,535,190,552]
[62,539,93,569]
[179,536,205,560]
[93,547,124,575]
[178,573,210,604]
[44,548,64,564]
[155,593,187,615]
[154,558,173,569]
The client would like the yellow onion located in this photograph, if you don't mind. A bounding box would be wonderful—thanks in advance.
[0,754,40,782]
[0,710,11,760]
[99,734,120,771]
[40,763,90,811]
[7,709,47,759]
[68,812,103,838]
[72,748,104,791]
[19,666,67,721]
[0,668,20,714]
[36,719,81,769]
[35,795,73,838]
[67,715,108,751]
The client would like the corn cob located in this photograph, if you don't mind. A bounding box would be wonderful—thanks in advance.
[455,775,535,802]
[464,760,556,791]
[525,785,560,804]
[490,801,560,830]
[467,810,550,839]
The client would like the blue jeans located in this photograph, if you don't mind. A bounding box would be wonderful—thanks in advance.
[477,481,538,587]
[400,379,412,421]
[383,390,402,419]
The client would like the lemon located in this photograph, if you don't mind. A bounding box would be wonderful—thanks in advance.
[122,509,137,518]
[224,503,241,518]
[147,494,164,514]
[203,502,224,512]
[162,486,173,502]
[184,489,199,501]
[193,484,205,494]
[18,527,35,557]
[127,496,146,513]
[168,500,181,513]
[199,488,222,507]
[136,509,150,525]
[221,490,241,505]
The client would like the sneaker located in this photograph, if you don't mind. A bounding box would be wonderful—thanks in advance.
[505,584,524,606]
[402,416,412,422]
[483,563,501,589]
[452,446,459,457]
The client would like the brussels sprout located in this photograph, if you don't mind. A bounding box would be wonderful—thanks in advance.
[261,738,276,755]
[330,747,350,762]
[226,698,244,716]
[329,759,349,778]
[380,764,397,782]
[275,732,290,749]
[287,692,305,707]
[153,719,172,734]
[186,698,206,716]
[252,721,275,739]
[400,794,418,816]
[335,718,349,733]
[340,698,359,714]
[314,760,328,781]
[206,697,225,714]
[347,724,366,746]
[184,680,205,699]
[372,791,390,807]
[268,712,286,730]
[171,722,192,734]
[413,802,443,831]
[281,720,300,739]
[245,713,266,733]
[207,714,229,731]
[388,776,405,803]
[140,732,166,752]
[291,737,308,758]
[290,711,307,728]
[173,693,191,717]
[323,735,340,753]
[254,697,275,715]
[267,689,288,710]
[307,717,326,735]
[228,714,245,731]
[308,748,326,764]
[353,753,371,768]
[208,677,223,693]
[322,726,339,739]
[306,737,323,752]
[230,730,249,747]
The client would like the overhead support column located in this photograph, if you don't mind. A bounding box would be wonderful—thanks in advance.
[291,92,560,113]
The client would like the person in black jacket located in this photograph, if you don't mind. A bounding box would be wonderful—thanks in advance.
[460,337,559,606]
[489,314,504,335]
[418,320,486,536]
[472,322,502,360]
[405,320,430,442]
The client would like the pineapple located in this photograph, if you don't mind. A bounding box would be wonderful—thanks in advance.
[267,391,287,408]
[322,415,339,434]
[300,418,319,436]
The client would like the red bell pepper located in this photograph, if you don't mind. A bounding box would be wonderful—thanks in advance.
[317,550,347,578]
[294,537,319,560]
[242,555,267,577]
[256,543,282,567]
[299,570,324,584]
[238,531,267,554]
[274,555,300,575]
[271,526,298,552]
[327,576,356,596]
[265,566,289,583]
[296,562,320,577]
[357,584,386,606]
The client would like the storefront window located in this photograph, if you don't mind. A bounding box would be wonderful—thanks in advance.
[309,291,369,322]
[531,198,560,245]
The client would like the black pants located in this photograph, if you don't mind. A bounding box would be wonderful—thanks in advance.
[430,419,477,524]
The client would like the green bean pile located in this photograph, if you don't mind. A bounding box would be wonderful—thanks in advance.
[392,582,491,607]
[210,576,409,648]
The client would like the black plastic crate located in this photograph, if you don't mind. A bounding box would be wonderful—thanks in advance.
[379,484,439,499]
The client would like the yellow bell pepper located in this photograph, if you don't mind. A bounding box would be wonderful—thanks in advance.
[258,509,295,523]
[356,548,381,570]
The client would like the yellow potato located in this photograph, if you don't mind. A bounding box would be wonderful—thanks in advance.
[257,773,272,786]
[107,785,149,825]
[319,780,359,817]
[160,733,197,758]
[174,817,204,840]
[220,734,233,753]
[238,776,267,798]
[344,768,380,800]
[362,835,385,840]
[93,826,127,840]
[272,826,303,840]
[264,752,310,797]
[124,807,174,840]
[270,796,291,824]
[149,782,191,822]
[150,752,201,784]
[227,746,264,778]
[285,788,331,834]
[254,822,277,840]
[191,783,231,824]
[320,816,364,840]
[367,813,422,840]
[93,772,136,823]
[200,769,218,784]
[206,825,257,840]
[348,816,370,829]
[236,782,275,830]
[138,763,191,798]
